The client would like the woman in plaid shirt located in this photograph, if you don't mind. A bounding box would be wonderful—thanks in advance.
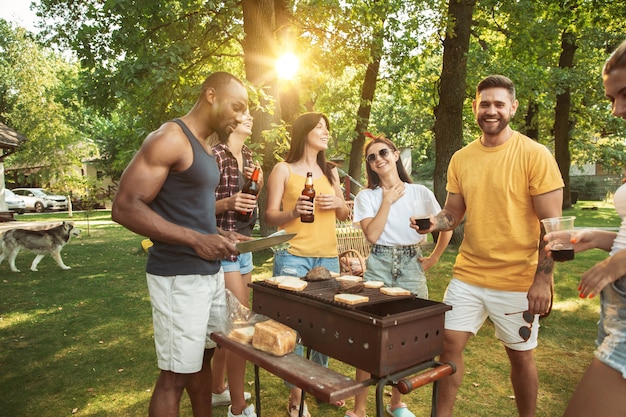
[211,111,263,417]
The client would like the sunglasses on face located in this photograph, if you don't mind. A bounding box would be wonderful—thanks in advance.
[503,310,535,344]
[366,148,393,164]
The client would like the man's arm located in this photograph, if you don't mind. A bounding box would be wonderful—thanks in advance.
[528,188,563,315]
[434,192,466,232]
[111,125,237,260]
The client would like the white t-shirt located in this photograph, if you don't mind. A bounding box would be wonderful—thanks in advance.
[611,183,626,256]
[353,183,442,246]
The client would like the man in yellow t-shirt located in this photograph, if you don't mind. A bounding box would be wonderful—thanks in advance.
[415,75,564,417]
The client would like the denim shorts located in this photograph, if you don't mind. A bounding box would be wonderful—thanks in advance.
[272,249,338,388]
[272,249,340,277]
[221,251,253,274]
[364,244,427,298]
[596,276,626,378]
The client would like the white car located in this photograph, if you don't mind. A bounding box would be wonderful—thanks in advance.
[4,189,26,214]
[11,188,68,212]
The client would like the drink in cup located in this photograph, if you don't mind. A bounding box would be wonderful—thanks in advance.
[541,216,576,262]
[411,199,432,230]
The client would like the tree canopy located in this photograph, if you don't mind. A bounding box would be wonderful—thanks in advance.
[0,0,624,204]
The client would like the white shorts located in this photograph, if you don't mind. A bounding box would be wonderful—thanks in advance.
[443,278,539,351]
[147,270,226,373]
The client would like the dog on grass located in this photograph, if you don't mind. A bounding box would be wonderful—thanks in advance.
[0,222,81,272]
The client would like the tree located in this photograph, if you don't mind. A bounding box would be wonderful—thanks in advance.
[432,0,476,244]
[0,20,91,188]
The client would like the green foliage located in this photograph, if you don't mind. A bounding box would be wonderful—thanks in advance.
[3,0,626,187]
[0,21,90,186]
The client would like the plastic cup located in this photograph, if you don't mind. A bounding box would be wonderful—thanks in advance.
[411,199,432,230]
[541,216,576,262]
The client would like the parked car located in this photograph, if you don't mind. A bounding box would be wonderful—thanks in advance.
[11,188,69,212]
[4,189,26,214]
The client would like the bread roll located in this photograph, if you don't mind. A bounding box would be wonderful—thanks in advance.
[252,320,297,356]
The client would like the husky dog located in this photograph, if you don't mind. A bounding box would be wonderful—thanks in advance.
[0,222,81,272]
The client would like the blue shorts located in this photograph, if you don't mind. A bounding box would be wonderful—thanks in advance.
[272,249,338,388]
[272,249,340,277]
[221,251,253,274]
[596,276,626,378]
[365,244,427,298]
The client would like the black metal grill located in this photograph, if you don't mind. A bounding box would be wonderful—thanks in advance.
[251,278,451,377]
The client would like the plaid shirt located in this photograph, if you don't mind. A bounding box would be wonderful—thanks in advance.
[212,141,255,234]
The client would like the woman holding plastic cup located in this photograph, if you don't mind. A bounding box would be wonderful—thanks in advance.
[344,133,452,417]
[545,39,626,417]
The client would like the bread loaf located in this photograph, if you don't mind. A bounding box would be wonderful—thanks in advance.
[380,287,411,296]
[227,326,255,344]
[252,320,297,356]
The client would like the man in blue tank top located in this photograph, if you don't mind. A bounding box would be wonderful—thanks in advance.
[112,71,250,417]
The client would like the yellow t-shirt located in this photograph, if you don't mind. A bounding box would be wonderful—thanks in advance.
[280,167,338,258]
[446,132,564,291]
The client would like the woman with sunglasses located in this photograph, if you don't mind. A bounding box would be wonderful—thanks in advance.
[265,112,350,417]
[545,39,626,417]
[344,134,452,417]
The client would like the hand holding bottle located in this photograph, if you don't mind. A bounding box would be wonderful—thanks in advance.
[300,172,315,223]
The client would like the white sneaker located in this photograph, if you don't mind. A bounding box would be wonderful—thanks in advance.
[228,404,256,417]
[287,401,310,417]
[212,389,252,406]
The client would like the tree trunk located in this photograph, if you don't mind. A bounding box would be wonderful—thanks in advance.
[553,31,577,210]
[274,0,299,124]
[433,0,476,245]
[523,97,539,141]
[348,26,385,195]
[242,0,280,235]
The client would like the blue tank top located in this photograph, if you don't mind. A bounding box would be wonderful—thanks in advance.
[146,119,221,275]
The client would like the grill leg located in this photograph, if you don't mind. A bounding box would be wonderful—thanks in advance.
[375,377,387,417]
[254,364,261,417]
[297,347,312,417]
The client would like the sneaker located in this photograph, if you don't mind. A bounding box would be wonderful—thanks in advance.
[212,388,252,406]
[287,401,310,417]
[228,404,256,417]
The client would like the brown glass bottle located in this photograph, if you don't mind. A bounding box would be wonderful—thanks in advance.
[300,172,315,223]
[235,166,260,221]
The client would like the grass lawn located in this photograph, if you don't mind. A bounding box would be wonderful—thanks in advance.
[0,201,619,416]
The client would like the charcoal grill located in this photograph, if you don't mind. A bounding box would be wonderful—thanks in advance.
[251,278,451,378]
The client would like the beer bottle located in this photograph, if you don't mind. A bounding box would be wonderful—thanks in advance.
[236,166,260,221]
[300,171,315,223]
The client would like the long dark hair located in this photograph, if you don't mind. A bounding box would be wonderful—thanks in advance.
[285,112,336,185]
[364,135,412,189]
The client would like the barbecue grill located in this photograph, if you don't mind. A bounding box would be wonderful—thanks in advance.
[251,278,451,378]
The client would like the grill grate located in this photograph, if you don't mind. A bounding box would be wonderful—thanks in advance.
[254,278,413,309]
